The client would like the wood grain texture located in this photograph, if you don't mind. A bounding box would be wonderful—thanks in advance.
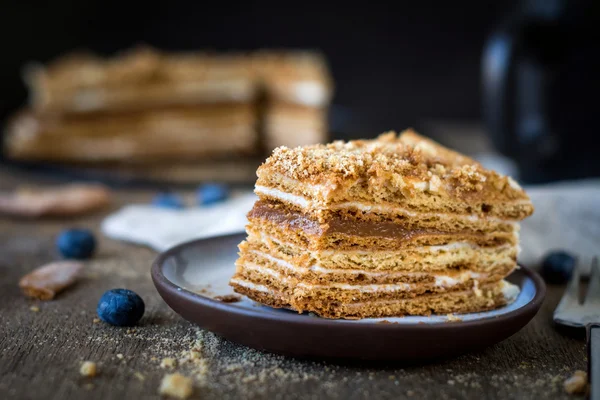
[0,171,587,400]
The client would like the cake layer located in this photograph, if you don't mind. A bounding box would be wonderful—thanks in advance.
[233,254,513,302]
[25,48,256,114]
[230,277,518,319]
[5,105,257,162]
[256,174,531,222]
[254,130,534,221]
[240,237,518,276]
[252,193,518,234]
[27,47,333,114]
[246,202,518,251]
[237,247,515,286]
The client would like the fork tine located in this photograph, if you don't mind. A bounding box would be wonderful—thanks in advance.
[584,257,600,305]
[554,263,581,315]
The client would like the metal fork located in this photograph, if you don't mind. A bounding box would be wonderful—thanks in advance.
[554,257,600,399]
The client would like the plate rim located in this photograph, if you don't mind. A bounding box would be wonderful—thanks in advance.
[151,233,547,331]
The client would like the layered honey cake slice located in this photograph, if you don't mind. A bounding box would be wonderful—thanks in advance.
[230,129,534,319]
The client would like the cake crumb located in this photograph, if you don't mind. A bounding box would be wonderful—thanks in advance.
[563,370,588,395]
[116,353,124,360]
[159,373,193,399]
[214,294,241,303]
[446,314,462,322]
[19,261,83,300]
[80,361,97,377]
[161,357,177,369]
[30,305,40,312]
[92,318,100,324]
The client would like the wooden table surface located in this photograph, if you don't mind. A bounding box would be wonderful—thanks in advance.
[0,170,588,400]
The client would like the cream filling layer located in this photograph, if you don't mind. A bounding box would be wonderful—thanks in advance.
[254,185,520,225]
[230,278,272,294]
[240,260,489,292]
[230,278,519,303]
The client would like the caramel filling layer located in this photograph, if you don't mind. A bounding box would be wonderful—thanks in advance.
[248,201,497,239]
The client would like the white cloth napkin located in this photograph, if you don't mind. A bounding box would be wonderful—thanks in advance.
[101,192,257,252]
[519,179,600,274]
[101,180,600,273]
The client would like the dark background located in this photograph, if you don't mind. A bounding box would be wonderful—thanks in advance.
[0,0,517,136]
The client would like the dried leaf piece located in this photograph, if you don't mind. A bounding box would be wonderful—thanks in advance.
[0,184,111,218]
[19,261,83,300]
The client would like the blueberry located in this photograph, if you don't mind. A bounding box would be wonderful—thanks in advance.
[97,289,145,326]
[197,183,229,205]
[57,229,96,259]
[152,192,185,209]
[541,251,577,284]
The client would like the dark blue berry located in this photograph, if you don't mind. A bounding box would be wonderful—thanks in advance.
[152,193,185,209]
[97,289,145,326]
[56,229,96,259]
[197,183,229,205]
[541,251,577,284]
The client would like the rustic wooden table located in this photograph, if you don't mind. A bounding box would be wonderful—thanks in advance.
[0,170,587,400]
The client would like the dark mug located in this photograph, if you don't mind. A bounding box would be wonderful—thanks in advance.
[482,0,600,184]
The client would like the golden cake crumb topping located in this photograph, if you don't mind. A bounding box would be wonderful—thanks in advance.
[258,129,530,203]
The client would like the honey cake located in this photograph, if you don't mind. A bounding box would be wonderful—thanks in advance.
[230,129,533,319]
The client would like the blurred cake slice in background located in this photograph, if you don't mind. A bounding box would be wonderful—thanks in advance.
[253,51,333,149]
[3,47,334,183]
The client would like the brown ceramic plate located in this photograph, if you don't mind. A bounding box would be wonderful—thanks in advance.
[151,233,546,361]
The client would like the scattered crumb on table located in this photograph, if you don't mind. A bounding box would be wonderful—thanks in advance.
[116,353,124,360]
[159,373,193,399]
[446,314,462,322]
[214,294,241,303]
[161,357,177,369]
[80,361,97,377]
[29,305,40,312]
[92,318,100,324]
[563,370,588,395]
